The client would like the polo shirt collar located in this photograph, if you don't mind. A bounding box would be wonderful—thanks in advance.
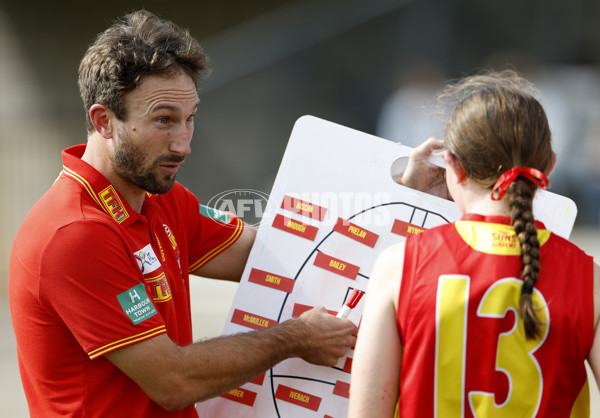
[61,144,146,227]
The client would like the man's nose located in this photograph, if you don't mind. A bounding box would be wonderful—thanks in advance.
[170,124,192,156]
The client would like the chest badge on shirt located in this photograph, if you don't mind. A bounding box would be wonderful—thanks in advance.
[134,244,172,303]
[145,272,173,303]
[134,244,161,274]
[163,224,178,250]
[162,224,184,278]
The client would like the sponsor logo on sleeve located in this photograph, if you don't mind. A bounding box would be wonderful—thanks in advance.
[117,283,158,325]
[199,204,231,224]
[133,244,161,274]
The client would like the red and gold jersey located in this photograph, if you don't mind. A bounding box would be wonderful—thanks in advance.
[9,145,244,418]
[396,214,594,418]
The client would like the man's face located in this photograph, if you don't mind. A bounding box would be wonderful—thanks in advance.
[110,72,199,194]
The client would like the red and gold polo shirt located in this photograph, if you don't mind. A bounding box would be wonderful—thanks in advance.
[9,145,244,417]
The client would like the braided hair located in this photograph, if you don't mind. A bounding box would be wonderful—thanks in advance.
[440,70,553,339]
[508,180,544,338]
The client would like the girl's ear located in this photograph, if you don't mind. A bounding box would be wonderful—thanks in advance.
[444,150,466,183]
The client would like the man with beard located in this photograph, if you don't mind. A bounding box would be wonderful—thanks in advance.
[8,10,358,418]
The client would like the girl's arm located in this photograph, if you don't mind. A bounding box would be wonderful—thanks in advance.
[349,242,406,417]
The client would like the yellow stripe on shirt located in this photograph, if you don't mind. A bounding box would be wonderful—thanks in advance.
[88,325,167,359]
[62,166,105,210]
[189,218,244,272]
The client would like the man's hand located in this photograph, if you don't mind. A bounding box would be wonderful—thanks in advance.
[106,305,357,409]
[292,306,358,367]
[397,137,452,200]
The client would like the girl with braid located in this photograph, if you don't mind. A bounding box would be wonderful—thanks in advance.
[349,70,600,417]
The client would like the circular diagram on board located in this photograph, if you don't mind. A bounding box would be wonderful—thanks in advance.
[266,201,451,417]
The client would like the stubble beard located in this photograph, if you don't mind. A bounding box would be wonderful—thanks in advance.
[111,127,183,195]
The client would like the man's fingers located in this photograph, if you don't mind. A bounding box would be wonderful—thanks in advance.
[409,138,444,164]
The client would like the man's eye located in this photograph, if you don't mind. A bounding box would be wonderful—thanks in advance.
[158,117,169,124]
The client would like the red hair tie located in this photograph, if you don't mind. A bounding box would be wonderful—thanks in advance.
[491,167,549,201]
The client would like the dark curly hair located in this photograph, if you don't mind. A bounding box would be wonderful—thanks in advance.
[78,10,209,133]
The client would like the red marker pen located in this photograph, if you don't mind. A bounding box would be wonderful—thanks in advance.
[336,289,364,318]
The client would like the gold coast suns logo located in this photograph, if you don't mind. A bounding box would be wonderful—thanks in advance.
[163,224,178,250]
[492,229,518,249]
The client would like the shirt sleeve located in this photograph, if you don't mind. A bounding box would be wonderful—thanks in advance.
[187,205,244,273]
[166,184,245,273]
[38,220,167,359]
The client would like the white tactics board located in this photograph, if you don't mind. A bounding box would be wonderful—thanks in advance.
[196,115,577,418]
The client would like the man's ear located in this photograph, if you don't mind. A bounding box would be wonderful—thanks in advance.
[89,104,114,139]
[444,150,466,183]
